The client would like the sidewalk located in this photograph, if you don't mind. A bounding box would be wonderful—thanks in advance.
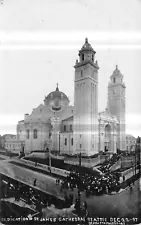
[115,174,140,194]
[0,197,37,212]
[0,160,65,201]
[0,154,10,160]
[11,157,69,177]
[9,160,66,180]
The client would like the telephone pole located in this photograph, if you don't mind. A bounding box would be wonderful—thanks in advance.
[79,152,82,168]
[137,137,141,176]
[77,152,82,213]
[48,118,53,170]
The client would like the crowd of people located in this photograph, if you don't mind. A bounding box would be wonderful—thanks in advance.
[98,153,121,173]
[61,153,123,196]
[61,170,120,196]
[61,152,131,197]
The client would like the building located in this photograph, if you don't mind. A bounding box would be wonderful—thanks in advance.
[125,134,136,152]
[5,138,24,153]
[0,135,2,149]
[1,134,16,149]
[14,38,126,156]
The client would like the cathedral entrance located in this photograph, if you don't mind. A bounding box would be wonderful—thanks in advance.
[104,142,110,152]
[104,124,111,152]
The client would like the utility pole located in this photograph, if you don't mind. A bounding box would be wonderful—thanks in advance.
[139,137,141,176]
[79,152,82,167]
[135,136,140,178]
[137,136,141,176]
[77,151,82,213]
[98,116,101,153]
[135,143,137,176]
[59,132,60,155]
[49,144,51,168]
[48,118,53,170]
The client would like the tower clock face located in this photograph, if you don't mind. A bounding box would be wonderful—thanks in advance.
[88,53,91,60]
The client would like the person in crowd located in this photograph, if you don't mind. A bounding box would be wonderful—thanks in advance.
[64,195,69,208]
[75,198,80,213]
[69,193,73,205]
[34,178,37,186]
[83,200,88,212]
[129,183,133,193]
[60,183,63,192]
[48,166,51,173]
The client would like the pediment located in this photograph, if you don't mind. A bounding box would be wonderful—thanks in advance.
[99,108,119,123]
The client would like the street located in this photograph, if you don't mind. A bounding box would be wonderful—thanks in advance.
[86,179,140,217]
[0,158,140,221]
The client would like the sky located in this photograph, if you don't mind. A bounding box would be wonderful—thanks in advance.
[0,0,141,137]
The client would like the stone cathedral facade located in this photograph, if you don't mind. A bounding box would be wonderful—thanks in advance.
[15,38,126,156]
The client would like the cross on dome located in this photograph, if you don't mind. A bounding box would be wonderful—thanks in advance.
[56,83,59,91]
[80,38,96,54]
[85,37,88,43]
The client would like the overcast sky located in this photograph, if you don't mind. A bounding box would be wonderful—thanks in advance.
[0,0,141,137]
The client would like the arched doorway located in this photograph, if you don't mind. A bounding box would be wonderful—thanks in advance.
[104,124,111,152]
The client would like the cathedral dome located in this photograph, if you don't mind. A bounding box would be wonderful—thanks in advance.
[44,84,69,110]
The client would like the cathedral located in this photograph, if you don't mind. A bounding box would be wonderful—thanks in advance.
[16,38,126,156]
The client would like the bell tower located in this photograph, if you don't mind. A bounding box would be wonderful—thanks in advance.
[108,65,126,151]
[73,38,99,156]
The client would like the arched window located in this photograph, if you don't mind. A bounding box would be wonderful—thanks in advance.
[113,77,116,83]
[64,125,66,132]
[27,129,30,139]
[92,54,94,61]
[65,138,67,146]
[82,54,84,61]
[71,138,73,146]
[81,70,83,77]
[105,124,111,138]
[70,124,72,131]
[33,129,38,139]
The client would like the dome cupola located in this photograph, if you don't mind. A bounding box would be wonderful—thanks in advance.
[75,38,97,68]
[44,83,69,110]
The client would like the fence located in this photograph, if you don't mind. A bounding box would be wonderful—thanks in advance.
[13,158,70,178]
[65,156,101,167]
[118,166,140,183]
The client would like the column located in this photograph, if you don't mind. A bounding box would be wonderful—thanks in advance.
[100,124,105,152]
